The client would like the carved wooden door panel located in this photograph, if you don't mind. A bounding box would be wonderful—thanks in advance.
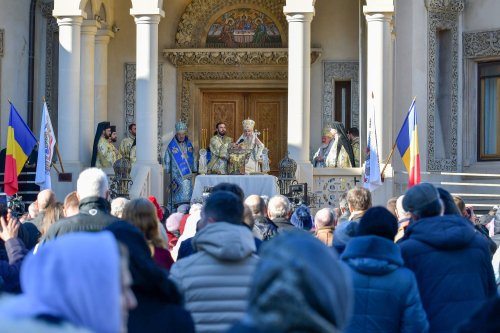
[247,92,287,174]
[201,91,287,175]
[201,92,245,142]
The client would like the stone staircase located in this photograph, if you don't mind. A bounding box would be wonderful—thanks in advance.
[429,172,500,214]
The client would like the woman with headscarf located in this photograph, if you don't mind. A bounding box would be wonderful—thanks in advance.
[325,121,356,168]
[106,221,195,333]
[228,230,353,333]
[0,232,136,333]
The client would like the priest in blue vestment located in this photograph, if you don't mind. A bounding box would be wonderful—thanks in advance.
[164,121,197,208]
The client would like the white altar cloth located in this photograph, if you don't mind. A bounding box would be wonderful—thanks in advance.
[191,175,279,202]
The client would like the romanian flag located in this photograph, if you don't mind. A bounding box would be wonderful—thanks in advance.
[4,103,37,195]
[396,99,420,188]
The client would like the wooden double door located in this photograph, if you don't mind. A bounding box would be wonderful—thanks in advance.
[201,91,287,174]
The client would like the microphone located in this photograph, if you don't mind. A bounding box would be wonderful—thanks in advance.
[236,138,244,144]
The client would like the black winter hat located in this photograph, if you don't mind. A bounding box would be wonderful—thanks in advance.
[357,206,398,240]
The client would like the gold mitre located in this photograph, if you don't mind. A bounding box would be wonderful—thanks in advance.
[322,128,334,138]
[242,119,255,130]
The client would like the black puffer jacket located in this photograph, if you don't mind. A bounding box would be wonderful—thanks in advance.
[252,216,278,241]
[43,196,120,241]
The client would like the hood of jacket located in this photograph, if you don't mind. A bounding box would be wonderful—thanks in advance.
[404,214,476,250]
[193,222,256,261]
[341,235,403,275]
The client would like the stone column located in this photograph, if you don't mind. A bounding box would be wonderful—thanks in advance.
[364,0,394,203]
[131,14,162,163]
[284,0,315,187]
[94,29,113,127]
[56,16,83,165]
[130,4,164,202]
[364,0,394,164]
[80,20,98,166]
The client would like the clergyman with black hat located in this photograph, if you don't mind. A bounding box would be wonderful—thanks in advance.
[325,121,356,168]
[163,121,197,208]
[398,182,496,332]
[91,121,121,168]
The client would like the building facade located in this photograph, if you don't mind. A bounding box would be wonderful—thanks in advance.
[0,0,499,208]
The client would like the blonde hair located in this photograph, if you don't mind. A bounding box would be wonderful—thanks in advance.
[122,198,166,249]
[41,202,64,235]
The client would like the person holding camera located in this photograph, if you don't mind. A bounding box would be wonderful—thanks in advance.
[0,211,28,293]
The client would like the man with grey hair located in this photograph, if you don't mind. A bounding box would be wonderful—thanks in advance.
[314,208,337,246]
[245,194,278,241]
[111,197,129,218]
[267,195,294,232]
[43,168,121,241]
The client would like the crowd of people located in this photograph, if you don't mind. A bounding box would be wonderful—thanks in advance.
[0,167,499,332]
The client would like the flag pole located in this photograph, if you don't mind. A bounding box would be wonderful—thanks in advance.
[380,142,397,180]
[54,143,65,173]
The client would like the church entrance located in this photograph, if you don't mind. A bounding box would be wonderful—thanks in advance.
[201,90,287,175]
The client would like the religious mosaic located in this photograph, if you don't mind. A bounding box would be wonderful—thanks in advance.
[205,8,282,48]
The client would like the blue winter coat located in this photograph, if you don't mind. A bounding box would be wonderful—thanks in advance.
[399,214,497,333]
[341,235,429,333]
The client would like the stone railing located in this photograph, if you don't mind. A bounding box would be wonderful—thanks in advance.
[129,165,151,199]
[312,168,363,208]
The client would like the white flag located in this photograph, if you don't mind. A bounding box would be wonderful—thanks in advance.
[363,95,382,191]
[35,102,56,190]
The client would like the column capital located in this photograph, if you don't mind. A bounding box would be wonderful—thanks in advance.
[363,0,394,16]
[56,16,84,27]
[286,12,315,23]
[95,29,114,42]
[133,15,162,25]
[284,0,315,16]
[81,20,100,34]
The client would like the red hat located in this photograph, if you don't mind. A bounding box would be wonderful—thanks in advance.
[148,195,163,221]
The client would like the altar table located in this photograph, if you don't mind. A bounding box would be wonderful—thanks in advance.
[191,175,279,202]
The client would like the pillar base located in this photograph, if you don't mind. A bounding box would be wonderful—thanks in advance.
[51,162,83,200]
[130,162,164,202]
[295,161,314,193]
[371,163,394,206]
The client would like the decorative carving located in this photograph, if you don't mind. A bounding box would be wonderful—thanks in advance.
[176,0,287,48]
[323,61,360,128]
[124,63,164,160]
[313,176,356,207]
[426,2,463,171]
[0,29,4,57]
[42,1,59,134]
[180,70,287,124]
[165,48,288,66]
[165,48,322,67]
[464,29,500,58]
[425,0,465,13]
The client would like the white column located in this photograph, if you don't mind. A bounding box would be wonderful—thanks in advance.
[133,14,161,164]
[94,30,113,127]
[284,1,315,186]
[364,1,394,163]
[80,20,98,166]
[130,5,165,203]
[364,0,394,204]
[56,16,83,164]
